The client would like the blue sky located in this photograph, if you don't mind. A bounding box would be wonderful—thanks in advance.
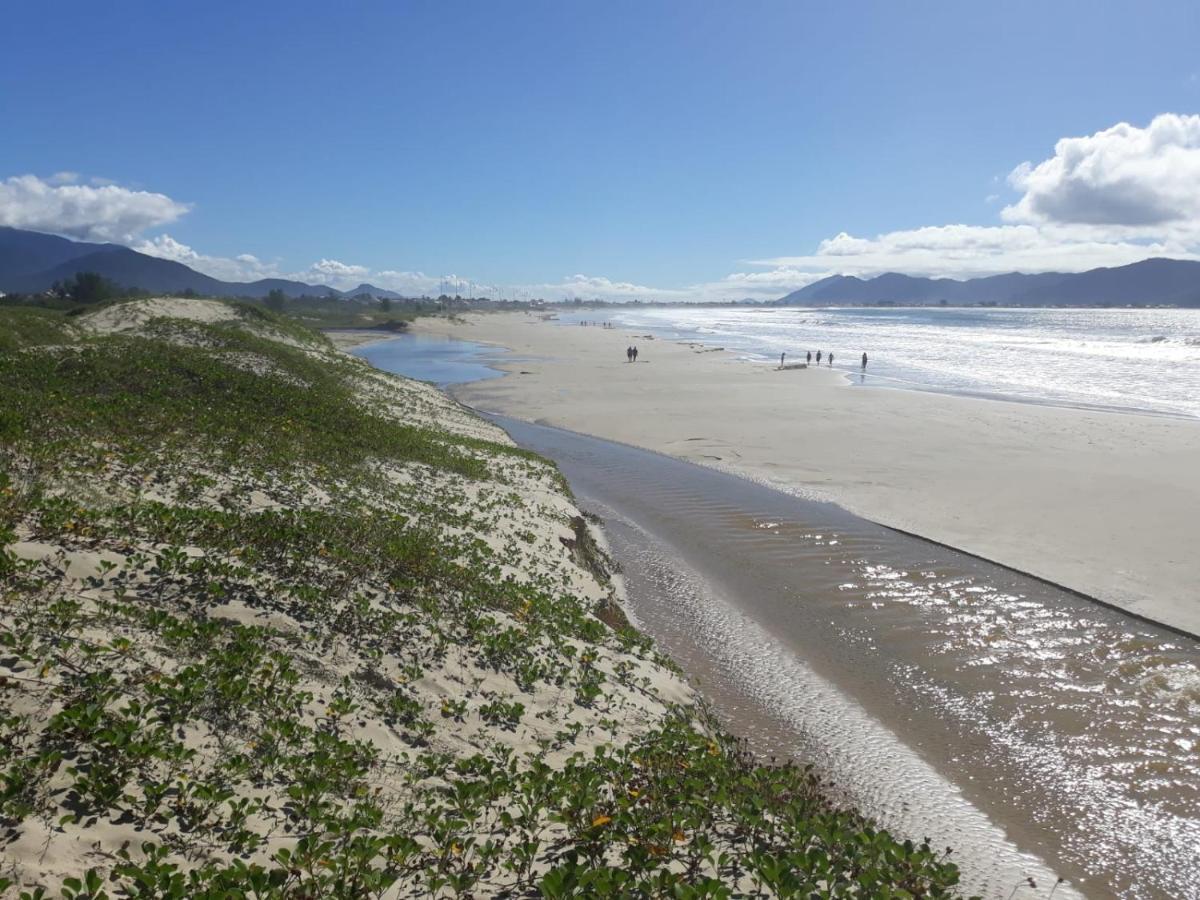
[3,1,1200,299]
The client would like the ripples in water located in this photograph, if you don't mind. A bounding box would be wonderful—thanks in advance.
[496,415,1200,900]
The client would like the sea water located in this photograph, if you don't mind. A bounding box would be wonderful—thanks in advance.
[564,306,1200,418]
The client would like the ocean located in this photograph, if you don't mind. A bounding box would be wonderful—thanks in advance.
[564,306,1200,419]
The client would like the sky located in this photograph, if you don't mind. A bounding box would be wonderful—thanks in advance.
[2,0,1200,300]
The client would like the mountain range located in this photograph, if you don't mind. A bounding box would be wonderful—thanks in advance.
[4,227,1200,307]
[0,227,405,300]
[774,258,1200,307]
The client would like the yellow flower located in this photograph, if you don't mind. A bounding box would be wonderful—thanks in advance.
[451,842,463,856]
[591,814,612,827]
[673,830,687,843]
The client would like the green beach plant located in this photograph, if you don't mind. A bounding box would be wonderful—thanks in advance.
[0,299,967,898]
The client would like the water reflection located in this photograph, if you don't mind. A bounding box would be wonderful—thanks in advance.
[495,414,1200,900]
[351,333,506,386]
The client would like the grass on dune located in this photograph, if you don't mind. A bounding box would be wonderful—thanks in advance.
[0,314,541,483]
[0,308,76,353]
[0,302,967,898]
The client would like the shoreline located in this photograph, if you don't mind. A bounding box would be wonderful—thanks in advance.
[411,310,1200,637]
[528,405,1200,644]
[322,326,408,351]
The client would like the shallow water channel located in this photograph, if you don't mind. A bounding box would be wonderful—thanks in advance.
[490,415,1200,900]
[356,336,1199,898]
[352,332,507,387]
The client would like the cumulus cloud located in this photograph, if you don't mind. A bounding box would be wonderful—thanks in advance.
[520,270,836,303]
[1002,114,1200,230]
[546,274,686,301]
[135,234,281,283]
[0,174,190,242]
[754,223,1195,282]
[300,258,370,285]
[692,268,831,301]
[738,115,1200,294]
[282,259,447,294]
[528,115,1200,301]
[134,237,447,294]
[372,270,442,294]
[19,114,1200,304]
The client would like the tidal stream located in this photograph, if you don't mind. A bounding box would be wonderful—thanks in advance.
[491,415,1200,900]
[354,335,1199,898]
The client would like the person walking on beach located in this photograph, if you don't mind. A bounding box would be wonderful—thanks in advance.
[829,352,834,367]
[780,352,786,368]
[861,352,868,370]
[806,350,812,365]
[632,346,639,362]
[626,346,632,362]
[816,350,822,365]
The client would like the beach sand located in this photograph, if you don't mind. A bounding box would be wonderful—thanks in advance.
[415,311,1200,636]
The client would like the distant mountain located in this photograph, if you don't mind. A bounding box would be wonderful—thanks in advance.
[0,228,396,299]
[10,246,228,295]
[0,226,105,279]
[344,283,405,300]
[6,227,1198,308]
[1017,258,1200,307]
[775,258,1200,307]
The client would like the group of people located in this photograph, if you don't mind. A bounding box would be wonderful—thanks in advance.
[779,350,869,369]
[626,345,640,362]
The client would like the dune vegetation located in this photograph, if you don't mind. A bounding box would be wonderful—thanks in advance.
[0,298,965,898]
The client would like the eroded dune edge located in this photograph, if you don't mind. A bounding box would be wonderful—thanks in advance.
[1,299,963,898]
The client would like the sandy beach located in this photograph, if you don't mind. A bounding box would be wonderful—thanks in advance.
[414,311,1200,637]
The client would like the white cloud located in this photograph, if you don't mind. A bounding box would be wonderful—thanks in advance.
[283,259,445,294]
[134,234,281,283]
[1002,113,1200,231]
[18,114,1200,304]
[0,174,190,242]
[372,270,442,294]
[754,223,1196,282]
[533,274,687,301]
[300,258,370,285]
[135,238,446,294]
[738,115,1200,293]
[686,268,831,302]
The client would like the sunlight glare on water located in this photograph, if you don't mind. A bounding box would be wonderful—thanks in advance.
[495,415,1200,900]
[571,306,1200,418]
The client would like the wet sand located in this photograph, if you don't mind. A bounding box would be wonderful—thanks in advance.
[416,312,1200,637]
